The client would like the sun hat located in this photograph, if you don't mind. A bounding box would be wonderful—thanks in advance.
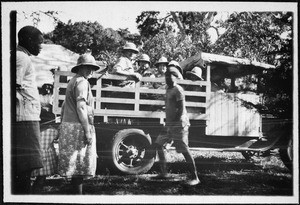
[71,53,100,73]
[137,54,150,63]
[122,42,139,54]
[167,66,183,80]
[155,56,169,66]
[167,60,183,75]
[186,66,204,80]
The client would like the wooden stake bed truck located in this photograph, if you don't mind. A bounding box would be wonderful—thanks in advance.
[51,52,293,174]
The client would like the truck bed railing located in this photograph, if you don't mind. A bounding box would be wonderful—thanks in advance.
[53,71,209,123]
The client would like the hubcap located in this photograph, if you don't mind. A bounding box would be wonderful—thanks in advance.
[117,140,145,168]
[127,145,139,158]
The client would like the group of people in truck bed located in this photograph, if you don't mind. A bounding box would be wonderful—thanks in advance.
[110,42,205,88]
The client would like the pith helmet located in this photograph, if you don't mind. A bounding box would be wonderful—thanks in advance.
[167,67,183,80]
[155,56,169,66]
[167,60,183,75]
[186,66,204,80]
[71,54,100,73]
[122,42,139,54]
[137,54,150,63]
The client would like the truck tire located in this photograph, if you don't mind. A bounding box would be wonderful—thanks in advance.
[110,128,155,175]
[279,137,293,171]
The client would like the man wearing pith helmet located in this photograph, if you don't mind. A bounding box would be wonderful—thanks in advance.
[111,42,142,86]
[186,66,204,81]
[167,60,183,79]
[155,56,169,77]
[137,54,154,77]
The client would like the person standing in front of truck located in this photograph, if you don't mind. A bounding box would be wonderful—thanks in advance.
[152,61,200,186]
[57,53,99,194]
[13,26,44,194]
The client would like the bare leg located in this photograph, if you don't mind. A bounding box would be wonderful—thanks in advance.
[32,176,46,194]
[12,170,32,194]
[157,145,167,175]
[71,177,83,195]
[182,150,198,179]
[182,148,200,185]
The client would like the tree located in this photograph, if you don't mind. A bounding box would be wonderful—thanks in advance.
[137,11,293,118]
[136,11,162,38]
[136,11,219,66]
[51,21,126,67]
[18,10,60,27]
[136,11,219,51]
[212,12,293,118]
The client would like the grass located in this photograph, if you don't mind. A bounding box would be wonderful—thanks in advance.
[35,150,292,196]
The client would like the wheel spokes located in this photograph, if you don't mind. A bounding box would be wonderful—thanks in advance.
[117,139,146,167]
[120,142,130,149]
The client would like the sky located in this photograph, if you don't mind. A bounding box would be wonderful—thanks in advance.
[14,2,152,34]
[3,1,297,35]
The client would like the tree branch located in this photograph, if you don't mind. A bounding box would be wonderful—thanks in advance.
[170,12,186,33]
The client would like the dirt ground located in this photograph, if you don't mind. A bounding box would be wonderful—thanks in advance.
[33,150,293,199]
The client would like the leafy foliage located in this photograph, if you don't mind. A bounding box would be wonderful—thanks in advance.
[136,11,217,66]
[211,12,293,118]
[50,21,125,68]
[136,11,294,118]
[136,11,162,38]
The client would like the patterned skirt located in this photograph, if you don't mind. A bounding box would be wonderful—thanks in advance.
[57,122,97,178]
[31,127,58,177]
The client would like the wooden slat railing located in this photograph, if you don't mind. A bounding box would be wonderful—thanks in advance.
[53,71,209,123]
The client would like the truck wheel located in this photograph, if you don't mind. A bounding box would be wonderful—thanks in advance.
[241,151,256,160]
[110,129,155,175]
[279,137,293,171]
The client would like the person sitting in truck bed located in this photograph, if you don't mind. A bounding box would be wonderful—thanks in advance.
[110,42,142,87]
[136,54,156,88]
[184,66,206,114]
[136,54,154,77]
[152,56,168,89]
[185,66,204,91]
[147,60,183,111]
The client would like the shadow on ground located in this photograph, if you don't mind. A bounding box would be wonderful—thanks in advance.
[37,152,293,196]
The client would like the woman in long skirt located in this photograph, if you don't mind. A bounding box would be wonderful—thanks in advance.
[57,53,99,194]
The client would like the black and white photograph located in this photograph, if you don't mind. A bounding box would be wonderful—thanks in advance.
[1,1,298,204]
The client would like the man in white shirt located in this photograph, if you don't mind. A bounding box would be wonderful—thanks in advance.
[13,26,44,194]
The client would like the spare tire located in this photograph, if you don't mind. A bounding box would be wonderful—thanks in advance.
[110,129,155,175]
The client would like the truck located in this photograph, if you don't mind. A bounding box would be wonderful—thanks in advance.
[49,52,293,175]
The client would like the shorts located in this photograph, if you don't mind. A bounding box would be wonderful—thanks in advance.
[155,125,189,153]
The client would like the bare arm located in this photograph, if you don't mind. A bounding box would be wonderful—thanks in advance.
[77,99,92,145]
[77,100,89,134]
[113,58,141,81]
[175,99,184,122]
[60,101,65,121]
[115,69,141,81]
